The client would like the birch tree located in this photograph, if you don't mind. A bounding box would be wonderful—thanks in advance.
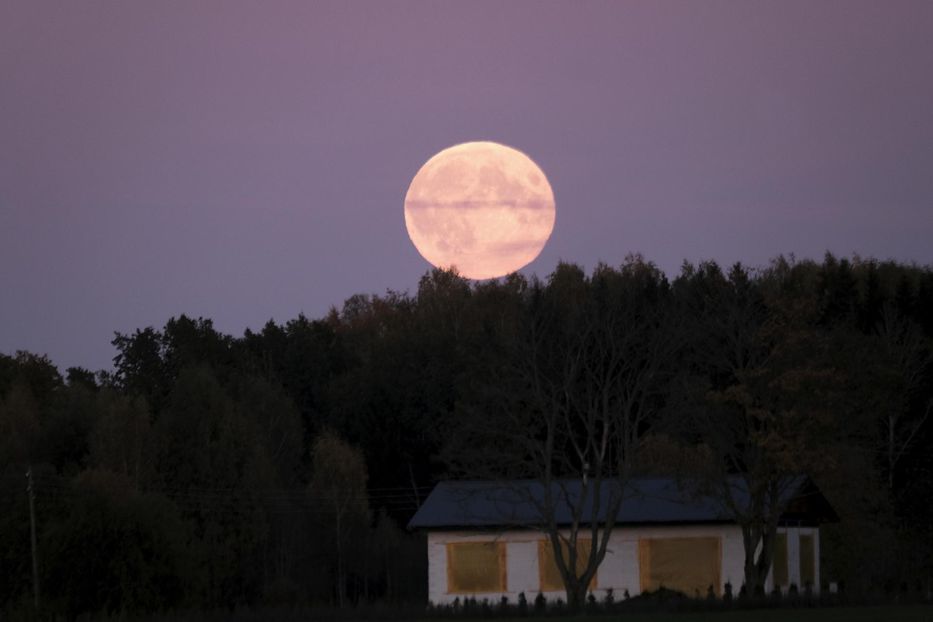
[309,431,370,607]
[875,305,932,490]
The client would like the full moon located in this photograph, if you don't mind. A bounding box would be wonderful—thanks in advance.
[404,141,556,280]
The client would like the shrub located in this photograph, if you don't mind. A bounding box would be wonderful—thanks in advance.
[533,593,546,612]
[517,591,528,613]
[39,470,192,618]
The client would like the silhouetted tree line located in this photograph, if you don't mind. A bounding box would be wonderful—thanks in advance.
[1,253,931,617]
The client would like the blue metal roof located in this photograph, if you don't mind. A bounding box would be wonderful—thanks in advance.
[408,476,827,529]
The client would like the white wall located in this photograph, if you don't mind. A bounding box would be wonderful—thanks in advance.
[765,526,821,594]
[599,524,746,601]
[426,524,762,605]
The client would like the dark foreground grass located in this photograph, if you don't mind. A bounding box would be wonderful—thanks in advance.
[105,604,933,622]
[422,606,933,622]
[442,605,933,622]
[166,605,933,622]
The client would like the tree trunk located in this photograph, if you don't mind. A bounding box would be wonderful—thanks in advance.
[742,528,761,596]
[742,522,777,597]
[363,542,369,603]
[335,514,344,607]
[384,545,392,602]
[565,580,587,611]
[888,415,896,489]
[562,563,599,611]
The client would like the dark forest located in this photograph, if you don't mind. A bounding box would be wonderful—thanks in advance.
[1,253,932,618]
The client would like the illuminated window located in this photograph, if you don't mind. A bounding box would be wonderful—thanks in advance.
[772,532,789,588]
[799,534,815,588]
[638,537,721,597]
[446,542,506,593]
[538,538,596,591]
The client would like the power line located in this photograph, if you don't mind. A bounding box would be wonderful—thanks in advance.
[0,472,428,518]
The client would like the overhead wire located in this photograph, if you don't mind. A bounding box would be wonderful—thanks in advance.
[0,470,430,516]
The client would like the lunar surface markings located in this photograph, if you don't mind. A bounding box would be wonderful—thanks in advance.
[403,141,556,280]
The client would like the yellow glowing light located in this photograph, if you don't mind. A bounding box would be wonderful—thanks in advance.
[404,141,556,280]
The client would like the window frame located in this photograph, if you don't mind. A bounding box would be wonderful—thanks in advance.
[799,533,815,589]
[537,538,597,592]
[638,536,723,597]
[772,532,789,588]
[445,541,507,594]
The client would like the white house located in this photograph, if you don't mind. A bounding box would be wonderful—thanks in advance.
[408,477,835,605]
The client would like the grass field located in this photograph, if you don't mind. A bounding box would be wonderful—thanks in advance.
[420,606,933,622]
[84,604,933,622]
[629,606,933,622]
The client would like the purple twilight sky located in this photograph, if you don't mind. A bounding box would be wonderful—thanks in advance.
[2,1,932,372]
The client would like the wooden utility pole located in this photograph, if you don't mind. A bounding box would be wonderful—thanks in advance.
[26,466,40,612]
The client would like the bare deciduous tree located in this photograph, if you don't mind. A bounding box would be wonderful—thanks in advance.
[674,261,841,595]
[448,259,675,609]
